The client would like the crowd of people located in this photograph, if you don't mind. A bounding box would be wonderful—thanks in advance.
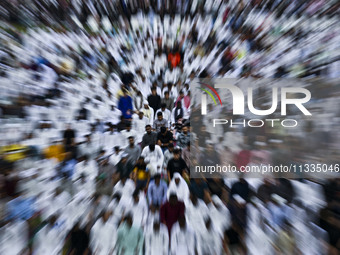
[0,0,340,254]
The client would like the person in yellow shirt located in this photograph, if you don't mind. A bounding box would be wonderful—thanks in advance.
[43,139,65,162]
[132,156,150,190]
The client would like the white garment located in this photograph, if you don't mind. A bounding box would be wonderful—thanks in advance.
[167,173,190,203]
[112,179,136,201]
[34,221,66,255]
[170,222,196,255]
[0,220,29,255]
[132,115,149,133]
[125,197,148,228]
[197,225,221,255]
[208,195,231,237]
[141,145,164,170]
[145,224,169,255]
[185,198,209,235]
[90,218,117,255]
[73,160,98,182]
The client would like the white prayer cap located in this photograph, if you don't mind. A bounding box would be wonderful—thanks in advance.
[233,194,246,205]
[143,99,149,105]
[271,194,286,205]
[144,157,150,164]
[206,140,214,145]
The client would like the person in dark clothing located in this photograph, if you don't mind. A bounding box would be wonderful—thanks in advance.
[77,103,89,120]
[189,178,209,200]
[274,178,295,204]
[63,123,76,157]
[257,178,276,203]
[167,148,187,181]
[69,222,90,255]
[141,125,158,149]
[147,87,161,115]
[116,115,126,132]
[223,220,243,255]
[200,140,220,166]
[116,153,134,178]
[230,178,250,202]
[157,127,173,151]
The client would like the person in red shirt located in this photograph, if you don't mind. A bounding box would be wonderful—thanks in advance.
[168,49,181,68]
[160,193,185,235]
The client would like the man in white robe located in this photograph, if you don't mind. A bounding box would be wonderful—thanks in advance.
[90,211,117,255]
[197,217,222,255]
[170,216,196,255]
[145,221,169,255]
[112,177,136,201]
[185,194,209,236]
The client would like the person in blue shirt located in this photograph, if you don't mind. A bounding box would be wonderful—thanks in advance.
[118,89,133,119]
[147,174,168,208]
[6,190,35,221]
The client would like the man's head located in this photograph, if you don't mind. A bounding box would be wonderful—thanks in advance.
[144,101,149,109]
[161,103,166,111]
[164,91,169,99]
[190,193,198,205]
[145,125,152,134]
[85,134,91,142]
[125,122,131,131]
[132,190,139,203]
[157,111,163,121]
[176,101,182,109]
[178,216,186,230]
[138,111,144,119]
[137,156,145,165]
[173,148,180,160]
[154,173,161,185]
[182,126,188,134]
[204,217,212,230]
[169,193,178,205]
[168,143,174,152]
[153,221,160,232]
[123,89,128,97]
[179,90,184,98]
[206,140,214,154]
[151,87,157,95]
[160,126,167,135]
[125,214,133,227]
[128,136,135,146]
[149,144,155,152]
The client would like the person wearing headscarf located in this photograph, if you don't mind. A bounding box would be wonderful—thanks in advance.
[145,221,169,255]
[115,214,144,255]
[142,100,154,125]
[208,195,231,237]
[167,173,190,203]
[170,216,196,255]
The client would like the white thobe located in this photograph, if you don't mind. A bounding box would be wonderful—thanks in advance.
[90,218,117,255]
[145,224,169,255]
[170,223,196,255]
